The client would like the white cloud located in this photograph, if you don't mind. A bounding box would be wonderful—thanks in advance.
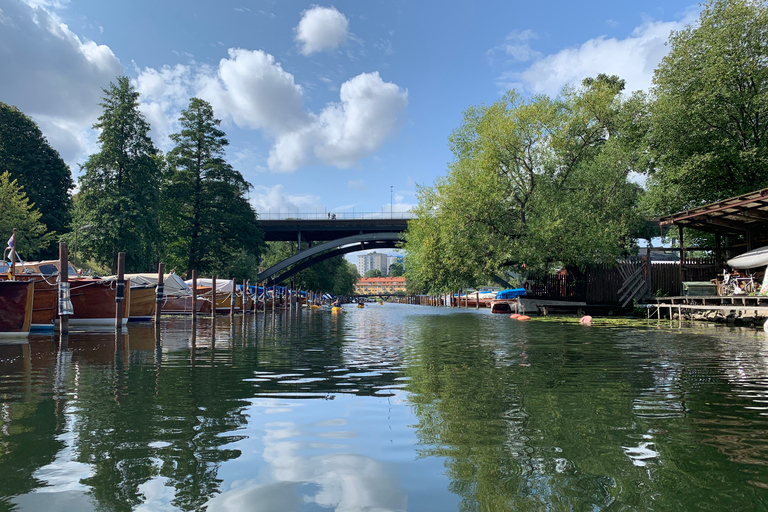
[488,29,541,63]
[0,0,123,167]
[294,6,349,56]
[268,72,408,172]
[135,50,406,173]
[498,13,699,96]
[251,185,324,218]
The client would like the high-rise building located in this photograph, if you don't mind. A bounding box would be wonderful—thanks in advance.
[357,252,390,276]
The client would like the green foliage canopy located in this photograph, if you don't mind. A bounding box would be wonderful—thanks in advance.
[0,172,55,256]
[644,0,768,214]
[406,77,645,293]
[0,102,73,258]
[162,98,262,278]
[75,77,162,273]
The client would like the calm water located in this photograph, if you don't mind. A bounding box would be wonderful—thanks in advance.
[1,304,768,511]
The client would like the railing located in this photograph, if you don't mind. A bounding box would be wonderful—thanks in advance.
[257,211,416,220]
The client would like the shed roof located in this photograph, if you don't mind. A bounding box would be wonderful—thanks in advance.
[659,188,768,235]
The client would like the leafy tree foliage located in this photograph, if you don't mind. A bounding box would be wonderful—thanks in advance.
[406,77,645,293]
[644,0,768,214]
[162,98,262,278]
[388,261,404,277]
[75,77,162,273]
[364,269,383,278]
[0,172,55,256]
[0,102,73,257]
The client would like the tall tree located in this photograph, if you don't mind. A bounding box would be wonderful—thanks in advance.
[75,76,162,273]
[162,98,261,277]
[0,102,73,257]
[644,0,768,214]
[0,172,55,256]
[405,77,645,293]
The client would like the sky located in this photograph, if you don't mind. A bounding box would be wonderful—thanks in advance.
[0,0,700,258]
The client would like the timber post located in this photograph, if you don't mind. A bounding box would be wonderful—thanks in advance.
[476,291,480,310]
[115,252,125,331]
[156,263,165,324]
[229,277,236,318]
[212,275,217,317]
[59,242,69,335]
[678,225,685,294]
[191,270,197,324]
[271,279,276,314]
[9,228,16,281]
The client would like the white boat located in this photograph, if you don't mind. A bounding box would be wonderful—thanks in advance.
[727,246,768,269]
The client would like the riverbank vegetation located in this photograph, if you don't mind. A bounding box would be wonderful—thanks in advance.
[405,0,768,295]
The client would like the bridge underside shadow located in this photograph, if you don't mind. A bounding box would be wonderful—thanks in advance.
[258,232,402,285]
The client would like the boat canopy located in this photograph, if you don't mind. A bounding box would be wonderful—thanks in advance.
[105,273,191,296]
[495,288,526,300]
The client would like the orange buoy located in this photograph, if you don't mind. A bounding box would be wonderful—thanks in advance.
[510,313,521,319]
[517,315,531,321]
[579,315,593,324]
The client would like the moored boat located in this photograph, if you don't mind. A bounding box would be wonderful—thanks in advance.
[14,260,130,326]
[0,280,33,337]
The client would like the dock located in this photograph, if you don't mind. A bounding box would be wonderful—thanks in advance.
[651,295,768,323]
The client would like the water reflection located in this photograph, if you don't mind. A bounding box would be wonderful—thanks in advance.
[0,308,767,509]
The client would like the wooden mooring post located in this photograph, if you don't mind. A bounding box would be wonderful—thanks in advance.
[191,270,197,324]
[212,275,217,317]
[115,252,126,331]
[59,242,69,335]
[155,263,165,324]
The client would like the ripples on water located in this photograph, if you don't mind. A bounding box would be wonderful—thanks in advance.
[1,305,768,510]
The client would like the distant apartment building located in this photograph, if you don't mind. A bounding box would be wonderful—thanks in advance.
[355,277,407,295]
[357,251,390,276]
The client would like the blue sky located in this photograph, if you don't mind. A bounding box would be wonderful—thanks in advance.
[1,0,698,228]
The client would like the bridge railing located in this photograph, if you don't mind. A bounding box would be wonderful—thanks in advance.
[258,211,416,220]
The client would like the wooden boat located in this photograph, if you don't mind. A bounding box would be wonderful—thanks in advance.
[0,280,33,337]
[126,285,156,321]
[1,274,56,330]
[14,260,130,326]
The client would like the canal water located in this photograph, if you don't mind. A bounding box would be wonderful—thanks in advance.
[2,304,768,511]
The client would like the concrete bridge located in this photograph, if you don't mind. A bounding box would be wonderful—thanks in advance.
[257,218,410,284]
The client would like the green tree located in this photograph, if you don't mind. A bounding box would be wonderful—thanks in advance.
[405,77,644,293]
[75,76,162,273]
[364,269,383,278]
[0,172,55,256]
[0,102,73,258]
[388,261,404,277]
[644,0,768,214]
[162,98,262,277]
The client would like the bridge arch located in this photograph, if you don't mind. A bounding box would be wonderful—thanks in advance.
[258,232,403,284]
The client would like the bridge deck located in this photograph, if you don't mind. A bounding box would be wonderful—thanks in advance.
[259,218,409,242]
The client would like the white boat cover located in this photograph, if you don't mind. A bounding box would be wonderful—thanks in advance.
[184,278,237,292]
[105,273,191,296]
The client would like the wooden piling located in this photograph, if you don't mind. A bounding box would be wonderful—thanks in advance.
[59,242,69,335]
[191,270,197,324]
[115,252,125,330]
[9,229,16,281]
[212,275,217,316]
[229,277,235,317]
[155,263,165,324]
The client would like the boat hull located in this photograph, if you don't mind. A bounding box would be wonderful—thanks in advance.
[128,286,156,321]
[0,280,33,336]
[728,245,768,269]
[69,278,131,324]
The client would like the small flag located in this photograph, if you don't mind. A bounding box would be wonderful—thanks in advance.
[6,234,13,249]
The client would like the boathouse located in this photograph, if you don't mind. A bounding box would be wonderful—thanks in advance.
[522,188,768,317]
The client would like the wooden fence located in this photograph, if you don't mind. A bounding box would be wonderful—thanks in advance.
[524,258,719,304]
